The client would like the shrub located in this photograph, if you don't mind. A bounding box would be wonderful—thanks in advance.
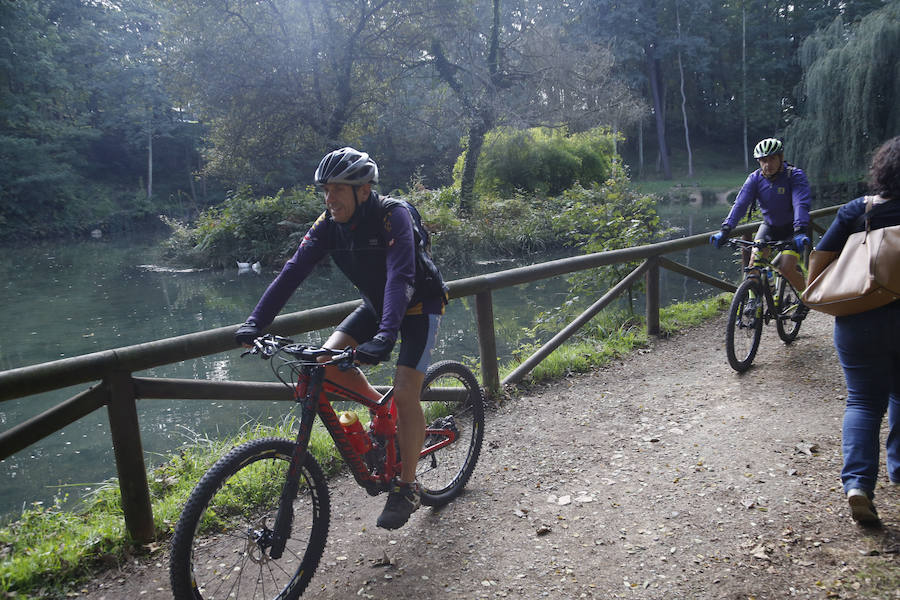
[453,127,618,197]
[160,187,322,267]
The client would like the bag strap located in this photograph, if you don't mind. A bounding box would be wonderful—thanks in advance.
[864,196,877,281]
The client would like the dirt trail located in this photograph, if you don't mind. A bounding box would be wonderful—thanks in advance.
[76,311,900,600]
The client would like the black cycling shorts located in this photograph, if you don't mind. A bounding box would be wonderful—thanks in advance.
[755,222,793,243]
[336,304,442,373]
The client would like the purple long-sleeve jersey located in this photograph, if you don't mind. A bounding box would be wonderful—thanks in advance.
[246,195,431,342]
[722,164,812,232]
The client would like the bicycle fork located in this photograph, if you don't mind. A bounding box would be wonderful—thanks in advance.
[266,368,320,560]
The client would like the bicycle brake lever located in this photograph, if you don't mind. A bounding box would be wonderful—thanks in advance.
[336,346,357,371]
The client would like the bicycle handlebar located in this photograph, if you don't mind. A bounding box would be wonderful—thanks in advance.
[725,238,796,252]
[241,334,356,369]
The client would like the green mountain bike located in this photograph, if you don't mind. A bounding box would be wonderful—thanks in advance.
[724,238,809,372]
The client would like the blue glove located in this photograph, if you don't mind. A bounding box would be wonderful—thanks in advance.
[355,334,395,365]
[710,229,729,249]
[235,320,261,346]
[793,232,810,252]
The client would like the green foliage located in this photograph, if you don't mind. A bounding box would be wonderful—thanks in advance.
[500,295,728,385]
[786,2,900,182]
[160,142,671,275]
[560,170,675,314]
[453,127,618,197]
[160,187,323,268]
[0,0,204,240]
[0,494,125,597]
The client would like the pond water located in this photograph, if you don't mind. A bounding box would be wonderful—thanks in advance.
[0,210,750,520]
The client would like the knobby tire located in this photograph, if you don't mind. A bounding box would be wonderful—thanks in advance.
[169,437,330,600]
[775,275,802,343]
[417,360,485,506]
[725,279,764,373]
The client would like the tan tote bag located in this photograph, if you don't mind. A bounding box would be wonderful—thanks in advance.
[802,196,900,316]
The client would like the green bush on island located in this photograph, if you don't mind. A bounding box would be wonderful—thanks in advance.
[158,127,665,271]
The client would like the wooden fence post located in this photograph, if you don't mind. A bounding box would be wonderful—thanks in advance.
[474,291,500,397]
[105,371,155,543]
[646,256,660,337]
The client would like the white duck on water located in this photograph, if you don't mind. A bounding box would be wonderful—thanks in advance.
[237,260,262,274]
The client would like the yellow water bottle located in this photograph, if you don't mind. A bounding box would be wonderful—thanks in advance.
[339,411,373,455]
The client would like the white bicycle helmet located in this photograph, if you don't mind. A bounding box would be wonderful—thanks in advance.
[753,138,784,159]
[314,147,379,186]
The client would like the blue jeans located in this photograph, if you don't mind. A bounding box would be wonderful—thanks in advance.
[834,302,900,495]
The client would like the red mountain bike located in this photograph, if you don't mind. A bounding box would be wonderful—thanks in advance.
[169,335,484,599]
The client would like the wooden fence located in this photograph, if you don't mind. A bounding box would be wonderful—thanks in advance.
[0,206,839,541]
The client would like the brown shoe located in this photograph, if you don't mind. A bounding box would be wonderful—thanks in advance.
[847,489,880,526]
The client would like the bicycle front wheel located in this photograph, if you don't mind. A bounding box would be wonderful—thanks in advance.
[775,275,802,343]
[725,279,764,373]
[169,437,330,600]
[418,361,485,506]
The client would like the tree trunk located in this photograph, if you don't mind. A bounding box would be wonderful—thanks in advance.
[678,52,692,177]
[638,119,644,177]
[646,43,671,179]
[675,2,693,177]
[741,3,749,170]
[146,114,153,199]
[459,120,488,216]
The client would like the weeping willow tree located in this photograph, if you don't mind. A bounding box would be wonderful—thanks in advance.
[786,1,900,183]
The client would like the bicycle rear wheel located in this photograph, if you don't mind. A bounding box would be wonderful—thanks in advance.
[418,360,485,506]
[725,279,764,373]
[169,437,330,600]
[775,275,802,343]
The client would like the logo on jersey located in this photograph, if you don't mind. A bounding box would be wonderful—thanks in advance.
[300,212,328,248]
[778,186,786,195]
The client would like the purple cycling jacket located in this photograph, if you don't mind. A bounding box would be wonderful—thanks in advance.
[722,163,811,232]
[246,193,444,342]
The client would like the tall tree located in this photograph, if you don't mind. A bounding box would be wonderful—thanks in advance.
[786,1,900,181]
[429,0,642,210]
[163,0,426,192]
[0,0,193,238]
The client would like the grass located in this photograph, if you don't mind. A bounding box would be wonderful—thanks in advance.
[850,559,900,598]
[500,294,732,386]
[0,415,343,599]
[631,167,748,196]
[626,143,750,196]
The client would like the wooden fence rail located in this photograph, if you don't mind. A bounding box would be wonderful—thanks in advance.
[0,206,839,541]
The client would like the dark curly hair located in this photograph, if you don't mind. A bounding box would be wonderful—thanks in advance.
[868,136,900,199]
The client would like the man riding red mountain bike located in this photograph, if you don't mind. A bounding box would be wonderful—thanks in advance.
[235,147,448,529]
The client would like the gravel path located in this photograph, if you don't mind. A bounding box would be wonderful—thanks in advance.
[76,310,900,600]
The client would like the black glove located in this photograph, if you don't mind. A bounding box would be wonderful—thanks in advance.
[235,320,261,346]
[355,334,395,365]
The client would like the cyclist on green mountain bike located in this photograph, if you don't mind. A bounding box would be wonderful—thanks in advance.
[710,138,812,316]
[235,147,449,530]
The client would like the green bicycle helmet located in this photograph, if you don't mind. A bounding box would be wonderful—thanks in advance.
[753,138,784,159]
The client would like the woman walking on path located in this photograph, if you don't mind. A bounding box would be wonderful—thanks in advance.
[813,136,900,526]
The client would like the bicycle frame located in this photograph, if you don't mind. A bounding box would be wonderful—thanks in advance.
[295,364,399,494]
[731,239,803,319]
[269,349,458,556]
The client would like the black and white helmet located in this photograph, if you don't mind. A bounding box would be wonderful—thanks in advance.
[314,147,379,186]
